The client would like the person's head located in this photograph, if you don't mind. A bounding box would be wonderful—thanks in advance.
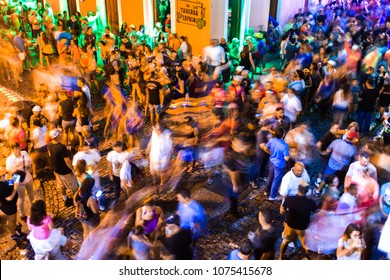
[325,174,339,187]
[80,177,95,198]
[346,183,358,196]
[29,200,47,226]
[342,223,361,241]
[10,116,20,127]
[238,239,253,256]
[75,159,87,176]
[258,207,273,225]
[113,140,124,152]
[298,184,309,195]
[275,107,284,120]
[177,188,191,204]
[293,162,305,177]
[32,105,42,116]
[274,125,285,139]
[358,151,370,167]
[10,143,21,156]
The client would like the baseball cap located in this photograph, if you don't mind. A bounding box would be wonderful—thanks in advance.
[129,24,136,29]
[327,60,336,66]
[32,105,42,112]
[232,75,243,83]
[50,129,60,139]
[347,130,358,140]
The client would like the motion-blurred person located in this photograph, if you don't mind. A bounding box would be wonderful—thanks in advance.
[6,143,34,222]
[30,118,50,179]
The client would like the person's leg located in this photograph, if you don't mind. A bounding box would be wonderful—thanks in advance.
[25,180,34,207]
[270,166,284,199]
[265,163,275,195]
[6,214,17,235]
[296,229,309,252]
[363,111,372,135]
[81,222,90,240]
[357,110,364,134]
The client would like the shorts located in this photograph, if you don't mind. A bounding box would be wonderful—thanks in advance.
[282,224,306,243]
[54,172,78,192]
[379,93,390,107]
[62,119,76,130]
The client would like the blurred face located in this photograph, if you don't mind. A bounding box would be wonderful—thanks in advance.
[12,146,21,156]
[176,194,186,204]
[264,82,272,90]
[331,177,339,187]
[275,109,284,119]
[359,156,369,167]
[330,124,340,134]
[350,230,360,241]
[293,164,304,177]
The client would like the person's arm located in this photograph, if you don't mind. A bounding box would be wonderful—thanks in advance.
[106,155,113,181]
[135,207,143,226]
[4,182,18,202]
[336,239,362,258]
[279,202,287,215]
[159,88,164,107]
[260,143,271,154]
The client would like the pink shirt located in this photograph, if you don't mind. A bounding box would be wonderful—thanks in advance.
[27,215,53,240]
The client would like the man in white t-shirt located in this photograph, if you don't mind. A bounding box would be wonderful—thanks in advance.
[106,141,131,201]
[72,141,101,189]
[281,87,302,123]
[279,161,310,199]
[344,151,377,187]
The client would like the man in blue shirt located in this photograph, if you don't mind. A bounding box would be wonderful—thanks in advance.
[261,126,290,201]
[176,189,207,241]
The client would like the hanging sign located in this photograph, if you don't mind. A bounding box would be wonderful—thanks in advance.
[177,0,206,29]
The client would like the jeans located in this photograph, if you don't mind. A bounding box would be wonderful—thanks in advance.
[266,162,285,198]
[357,110,372,135]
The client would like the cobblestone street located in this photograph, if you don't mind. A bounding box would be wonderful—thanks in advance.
[0,63,384,260]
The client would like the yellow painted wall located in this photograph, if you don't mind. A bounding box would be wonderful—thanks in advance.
[79,0,97,16]
[46,0,61,14]
[121,0,144,31]
[175,0,211,56]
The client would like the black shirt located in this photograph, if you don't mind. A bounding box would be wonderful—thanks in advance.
[162,228,193,260]
[0,181,18,215]
[146,81,162,105]
[358,88,379,112]
[282,195,317,230]
[60,99,75,121]
[48,142,73,175]
[319,131,338,152]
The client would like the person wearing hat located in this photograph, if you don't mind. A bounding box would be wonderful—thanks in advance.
[161,214,193,260]
[227,75,245,112]
[47,129,78,207]
[81,125,98,150]
[152,22,164,47]
[316,130,358,193]
[87,7,99,33]
[106,141,131,201]
[323,60,337,76]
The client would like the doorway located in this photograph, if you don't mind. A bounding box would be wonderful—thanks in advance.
[67,0,77,16]
[105,0,119,34]
[228,0,242,42]
[269,0,278,19]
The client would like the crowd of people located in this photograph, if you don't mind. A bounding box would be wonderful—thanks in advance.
[0,0,390,260]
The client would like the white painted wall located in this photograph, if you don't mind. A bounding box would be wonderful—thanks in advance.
[277,0,305,29]
[250,0,270,32]
[210,0,228,40]
[144,0,154,36]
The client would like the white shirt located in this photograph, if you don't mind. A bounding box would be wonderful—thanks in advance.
[281,94,302,123]
[72,149,101,177]
[119,160,132,185]
[203,45,226,66]
[6,151,33,183]
[31,126,47,149]
[346,161,377,181]
[279,167,310,197]
[336,192,357,213]
[106,150,130,177]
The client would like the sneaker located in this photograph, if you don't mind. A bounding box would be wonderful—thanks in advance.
[267,195,281,201]
[288,242,295,248]
[314,178,321,187]
[64,197,74,207]
[249,181,258,189]
[207,178,213,185]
